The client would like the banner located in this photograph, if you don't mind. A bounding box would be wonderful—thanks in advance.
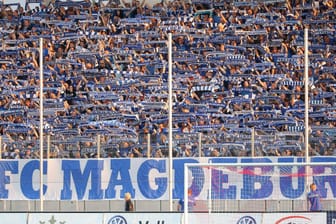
[0,213,27,224]
[103,213,180,224]
[0,212,327,224]
[28,213,102,224]
[188,212,327,224]
[27,213,180,224]
[263,212,326,224]
[0,157,335,200]
[327,211,336,224]
[188,213,262,224]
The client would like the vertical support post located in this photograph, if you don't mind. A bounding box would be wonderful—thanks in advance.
[208,163,212,214]
[47,134,50,159]
[39,37,44,212]
[198,132,202,158]
[97,134,101,158]
[147,133,150,158]
[251,127,255,157]
[168,32,173,212]
[304,28,309,163]
[184,163,188,224]
[304,28,310,211]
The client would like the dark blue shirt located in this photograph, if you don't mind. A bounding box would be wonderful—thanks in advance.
[307,189,322,211]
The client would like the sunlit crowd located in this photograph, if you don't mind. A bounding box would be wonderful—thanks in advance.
[0,0,335,159]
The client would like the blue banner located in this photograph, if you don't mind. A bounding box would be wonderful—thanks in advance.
[0,157,335,200]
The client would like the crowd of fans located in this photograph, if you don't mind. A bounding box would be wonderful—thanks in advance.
[0,0,335,159]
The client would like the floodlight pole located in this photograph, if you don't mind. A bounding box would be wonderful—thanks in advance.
[168,33,173,212]
[39,38,44,211]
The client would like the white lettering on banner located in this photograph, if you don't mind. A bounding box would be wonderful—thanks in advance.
[0,157,335,200]
[333,218,336,224]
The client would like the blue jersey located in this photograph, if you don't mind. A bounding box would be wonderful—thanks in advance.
[178,196,196,212]
[307,190,322,211]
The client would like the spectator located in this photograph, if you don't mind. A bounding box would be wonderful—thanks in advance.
[307,183,322,212]
[177,188,196,212]
[124,192,134,212]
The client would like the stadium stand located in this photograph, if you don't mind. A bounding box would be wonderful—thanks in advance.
[0,0,335,159]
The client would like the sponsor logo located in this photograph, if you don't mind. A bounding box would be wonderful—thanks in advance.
[107,215,165,224]
[107,215,127,224]
[236,216,257,224]
[38,215,66,224]
[275,215,312,224]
